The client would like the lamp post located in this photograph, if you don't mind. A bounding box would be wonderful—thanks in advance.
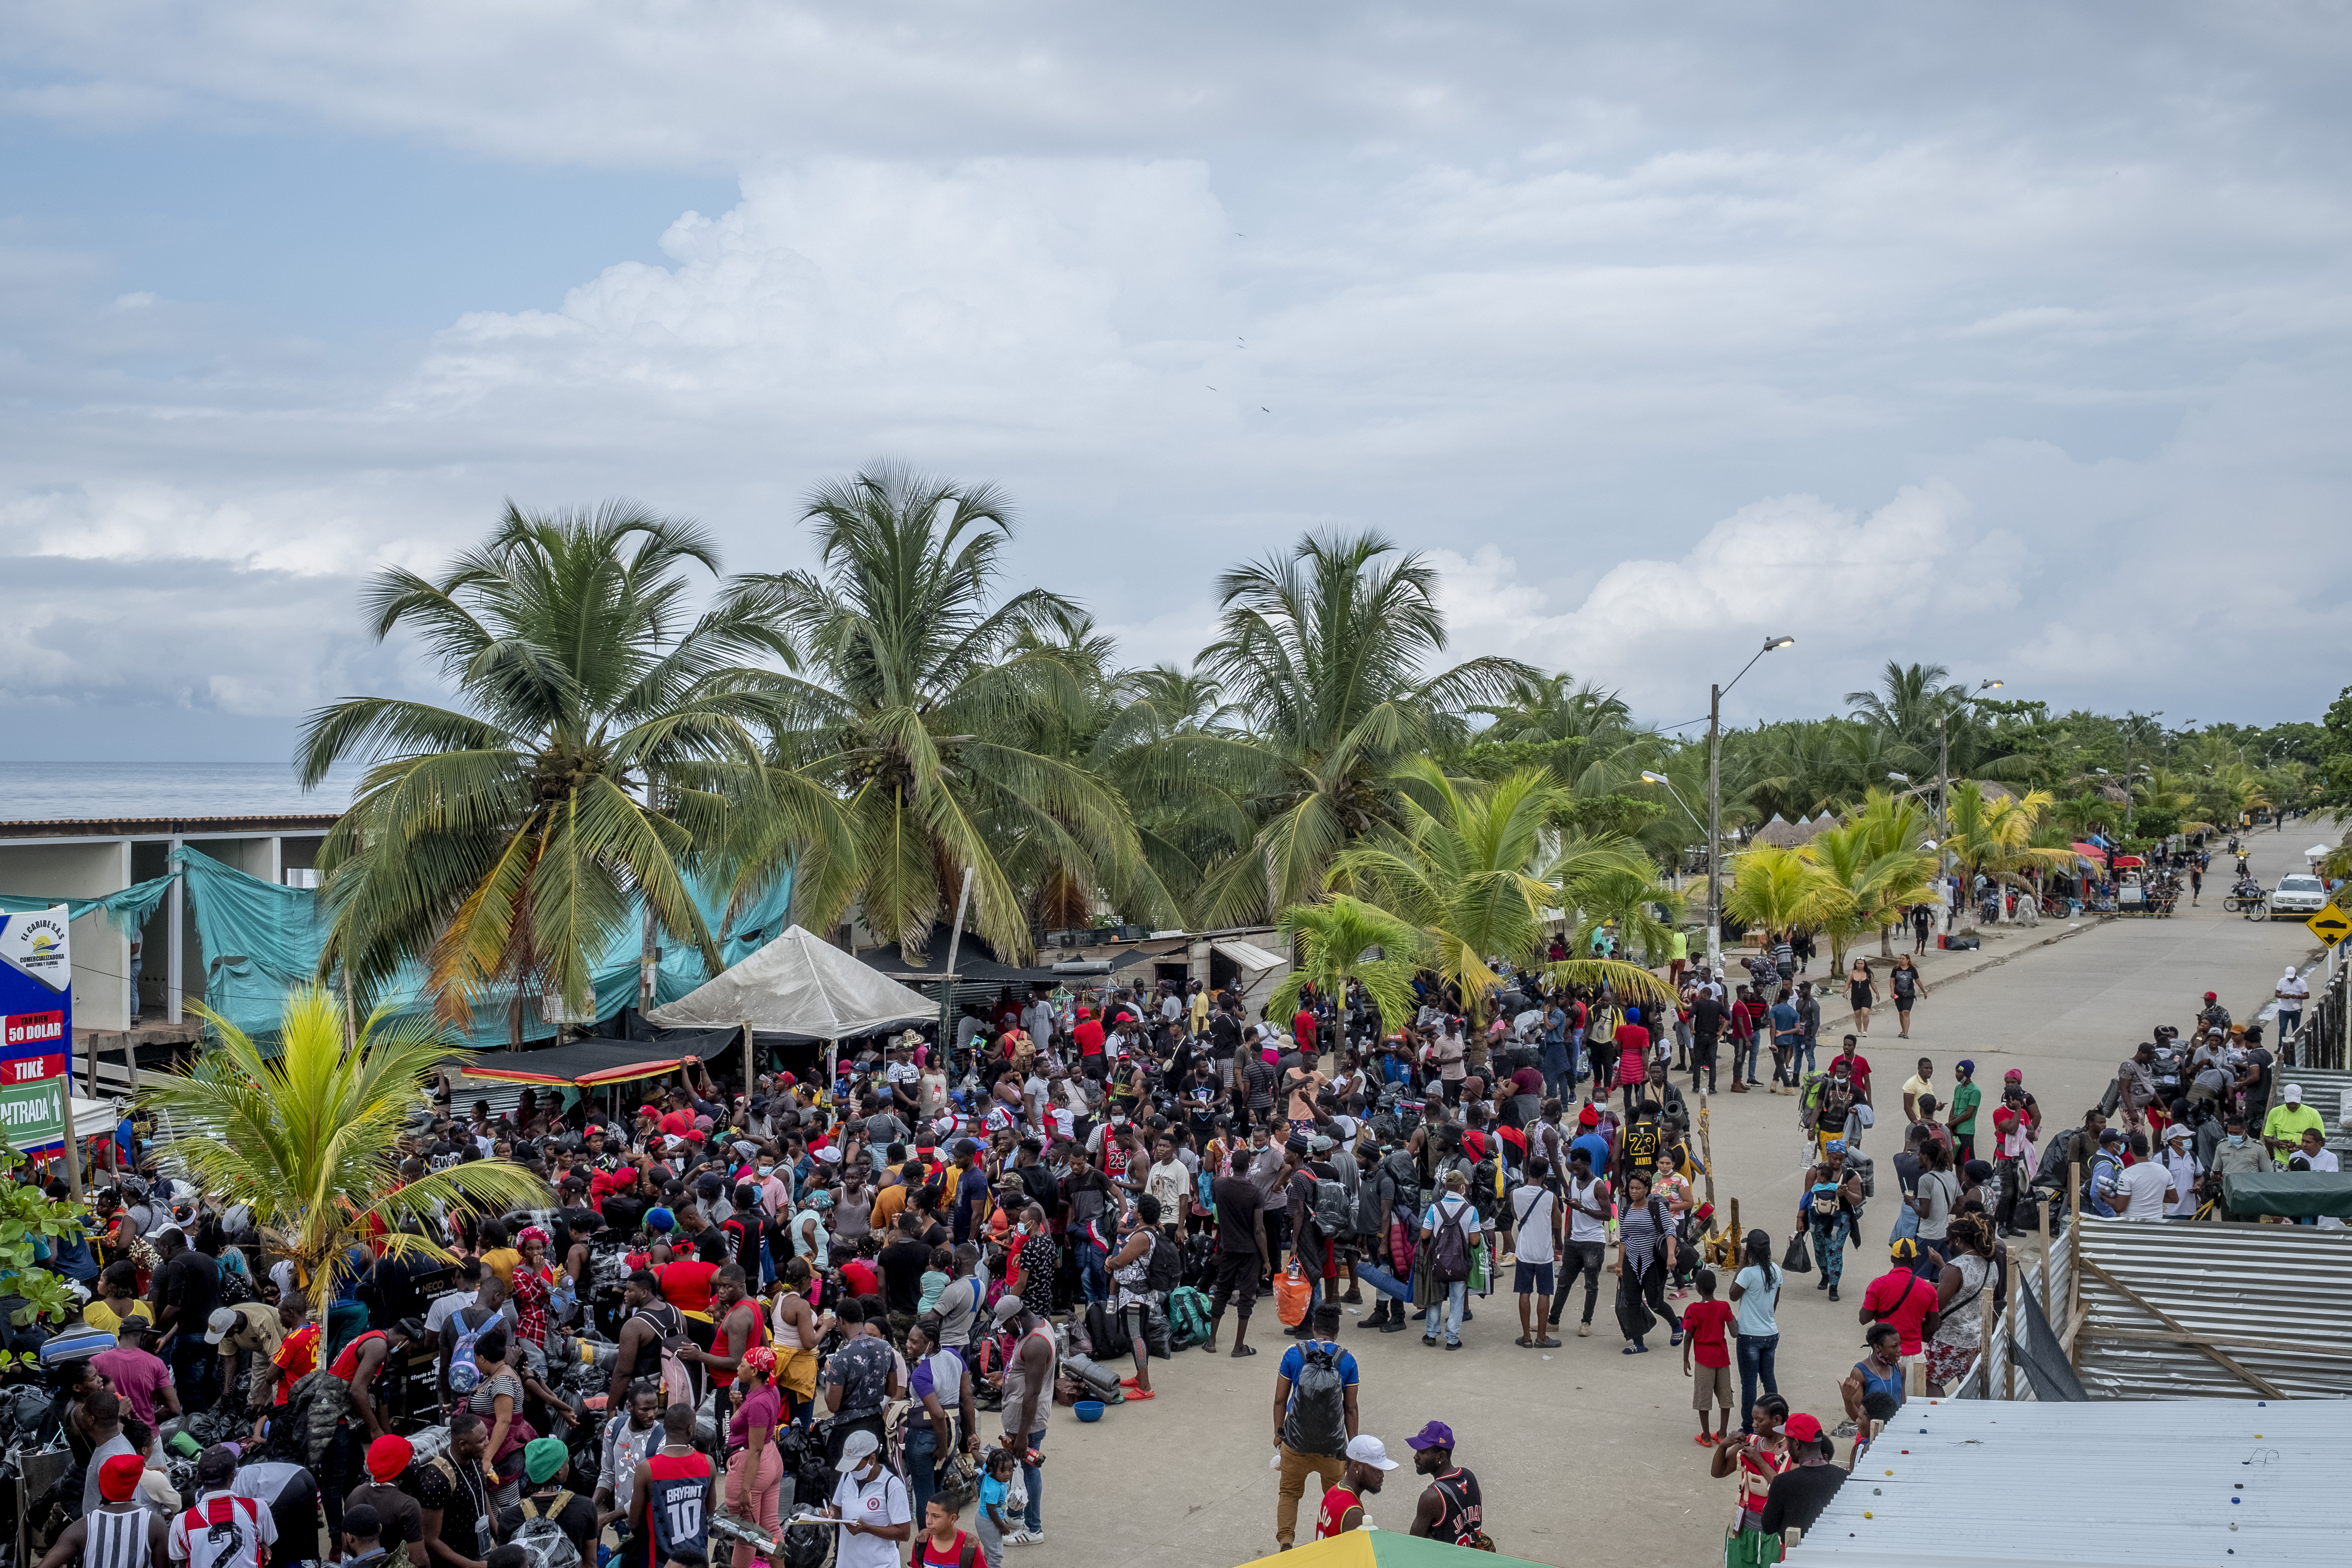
[1705,636,1794,979]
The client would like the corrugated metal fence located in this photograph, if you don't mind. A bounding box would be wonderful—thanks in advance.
[1962,1216,2352,1401]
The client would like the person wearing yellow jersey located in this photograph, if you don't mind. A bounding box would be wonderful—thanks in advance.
[84,1261,154,1337]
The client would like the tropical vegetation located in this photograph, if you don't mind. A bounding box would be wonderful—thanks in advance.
[297,473,2335,1025]
[138,989,549,1312]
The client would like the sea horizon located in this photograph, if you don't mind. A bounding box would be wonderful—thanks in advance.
[0,760,358,822]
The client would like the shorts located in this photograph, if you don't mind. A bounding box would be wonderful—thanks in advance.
[1691,1361,1734,1411]
[1513,1260,1555,1296]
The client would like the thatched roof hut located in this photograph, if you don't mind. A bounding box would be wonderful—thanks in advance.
[1753,813,1805,848]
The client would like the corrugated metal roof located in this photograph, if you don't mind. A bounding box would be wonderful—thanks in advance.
[2071,1217,2352,1400]
[1785,1397,2345,1567]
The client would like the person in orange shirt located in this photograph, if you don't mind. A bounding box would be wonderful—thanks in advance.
[262,1297,320,1435]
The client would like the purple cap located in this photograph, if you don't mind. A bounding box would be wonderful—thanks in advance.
[1405,1420,1454,1451]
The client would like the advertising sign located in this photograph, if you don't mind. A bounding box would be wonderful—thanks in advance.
[0,907,73,1153]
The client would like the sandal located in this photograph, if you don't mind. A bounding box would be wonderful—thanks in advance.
[1514,1336,1535,1348]
[1229,1344,1259,1358]
[1534,1337,1561,1348]
[1127,1386,1157,1399]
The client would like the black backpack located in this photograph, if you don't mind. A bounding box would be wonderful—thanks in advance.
[1279,1343,1349,1456]
[1145,1229,1181,1294]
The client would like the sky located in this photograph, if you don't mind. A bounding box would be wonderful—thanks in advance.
[4,2,2349,764]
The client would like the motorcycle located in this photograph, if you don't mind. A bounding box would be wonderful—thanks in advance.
[2222,880,2268,918]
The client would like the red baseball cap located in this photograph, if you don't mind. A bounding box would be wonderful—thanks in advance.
[1782,1413,1824,1442]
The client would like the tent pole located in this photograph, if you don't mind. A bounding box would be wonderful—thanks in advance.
[826,1038,837,1101]
[743,1018,754,1111]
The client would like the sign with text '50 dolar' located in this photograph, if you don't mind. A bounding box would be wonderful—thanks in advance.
[0,906,73,1152]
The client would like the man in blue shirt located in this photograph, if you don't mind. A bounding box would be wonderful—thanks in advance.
[1768,995,1802,1095]
[1569,1106,1613,1178]
[1273,1303,1360,1548]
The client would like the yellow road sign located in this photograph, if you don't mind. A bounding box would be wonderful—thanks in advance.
[2308,903,2352,947]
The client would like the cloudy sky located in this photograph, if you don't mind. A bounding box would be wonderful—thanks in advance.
[6,2,2348,763]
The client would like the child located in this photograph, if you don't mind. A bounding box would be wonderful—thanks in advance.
[1848,1389,1899,1469]
[1678,1267,1737,1446]
[917,1247,954,1316]
[976,1445,1019,1568]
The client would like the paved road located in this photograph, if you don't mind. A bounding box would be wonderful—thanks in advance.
[1020,827,2331,1568]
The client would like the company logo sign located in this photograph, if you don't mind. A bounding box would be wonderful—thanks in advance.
[0,909,72,995]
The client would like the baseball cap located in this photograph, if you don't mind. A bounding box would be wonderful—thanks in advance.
[2204,991,2218,1001]
[991,1294,1029,1323]
[2165,1123,2191,1143]
[1345,1434,1400,1470]
[204,1307,241,1343]
[835,1429,882,1472]
[1782,1413,1824,1443]
[2284,1083,2305,1104]
[2003,1069,2023,1081]
[1405,1420,1455,1451]
[2098,1128,2123,1145]
[1890,1237,1918,1261]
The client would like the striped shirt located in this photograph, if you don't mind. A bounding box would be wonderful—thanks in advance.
[86,1506,152,1568]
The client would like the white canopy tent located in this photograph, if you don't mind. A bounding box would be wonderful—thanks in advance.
[648,924,936,1039]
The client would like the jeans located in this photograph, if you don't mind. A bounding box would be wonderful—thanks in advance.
[1548,1240,1607,1325]
[1425,1280,1466,1345]
[1736,1333,1780,1433]
[171,1336,220,1412]
[1741,1036,1762,1083]
[1691,1037,1718,1092]
[1353,1257,1411,1303]
[1016,1428,1044,1535]
[2279,1008,2303,1039]
[1078,1244,1108,1306]
[1809,1212,1851,1289]
[904,1424,942,1523]
[1802,1035,1819,1075]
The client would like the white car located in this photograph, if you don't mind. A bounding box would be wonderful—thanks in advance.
[2271,873,2328,917]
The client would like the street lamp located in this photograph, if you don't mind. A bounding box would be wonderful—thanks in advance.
[1705,636,1794,979]
[1641,771,1707,834]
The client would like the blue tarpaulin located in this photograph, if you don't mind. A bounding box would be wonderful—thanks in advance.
[0,875,178,938]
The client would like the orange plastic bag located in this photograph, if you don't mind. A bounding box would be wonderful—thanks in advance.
[1275,1259,1311,1327]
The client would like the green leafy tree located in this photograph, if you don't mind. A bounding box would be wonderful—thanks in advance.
[750,465,1158,961]
[1801,789,1940,962]
[300,502,839,1027]
[1175,531,1535,925]
[139,988,548,1312]
[0,1148,89,1365]
[1266,896,1429,1039]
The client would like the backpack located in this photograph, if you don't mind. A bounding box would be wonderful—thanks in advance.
[1312,1179,1353,1242]
[1278,1343,1349,1456]
[447,1308,494,1397]
[1379,1151,1422,1218]
[510,1490,582,1568]
[1144,1230,1181,1295]
[1164,1285,1212,1349]
[1431,1200,1475,1283]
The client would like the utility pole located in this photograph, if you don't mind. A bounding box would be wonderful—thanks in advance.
[1706,681,1724,980]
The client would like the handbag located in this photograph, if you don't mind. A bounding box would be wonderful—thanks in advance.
[1781,1230,1813,1275]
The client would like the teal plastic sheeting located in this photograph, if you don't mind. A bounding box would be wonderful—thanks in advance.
[0,875,178,938]
[166,845,793,1046]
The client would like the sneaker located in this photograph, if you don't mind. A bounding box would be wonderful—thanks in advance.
[1828,1285,1841,1303]
[1577,1322,1592,1337]
[1815,1275,1829,1291]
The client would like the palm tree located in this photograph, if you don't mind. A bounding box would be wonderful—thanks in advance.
[1563,865,1688,982]
[1943,785,2075,919]
[1845,661,1964,755]
[749,464,1156,962]
[1329,760,1666,1018]
[1724,844,1845,943]
[1266,896,1429,1040]
[1801,790,1939,962]
[140,988,548,1312]
[300,502,839,1027]
[1177,530,1536,925]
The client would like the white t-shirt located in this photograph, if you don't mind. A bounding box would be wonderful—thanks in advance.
[1509,1185,1556,1265]
[830,1467,911,1568]
[2115,1161,2173,1220]
[2162,1148,2201,1216]
[170,1492,278,1568]
[2279,975,2310,1004]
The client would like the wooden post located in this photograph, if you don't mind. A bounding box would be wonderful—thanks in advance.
[57,1093,84,1206]
[84,1030,97,1098]
[742,1020,754,1111]
[2066,1161,2083,1367]
[2039,1184,2055,1325]
[2004,1248,2021,1400]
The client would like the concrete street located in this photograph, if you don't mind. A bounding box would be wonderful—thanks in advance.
[1020,826,2331,1568]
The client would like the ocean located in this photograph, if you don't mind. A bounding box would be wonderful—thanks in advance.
[0,761,359,822]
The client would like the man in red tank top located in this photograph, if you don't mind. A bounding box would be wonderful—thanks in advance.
[1315,1435,1398,1537]
[681,1265,766,1425]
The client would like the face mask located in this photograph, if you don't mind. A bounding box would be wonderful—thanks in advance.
[2229,1134,2246,1147]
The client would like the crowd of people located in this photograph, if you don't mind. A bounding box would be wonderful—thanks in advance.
[13,926,2337,1568]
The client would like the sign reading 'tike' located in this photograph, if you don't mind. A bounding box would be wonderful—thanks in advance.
[0,906,74,1153]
